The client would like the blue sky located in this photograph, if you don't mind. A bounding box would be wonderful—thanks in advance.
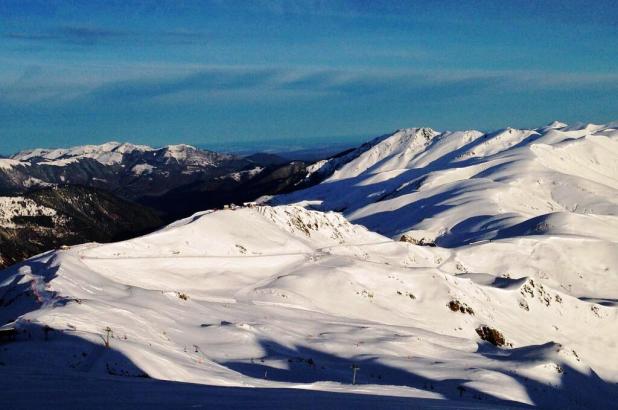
[1,0,617,154]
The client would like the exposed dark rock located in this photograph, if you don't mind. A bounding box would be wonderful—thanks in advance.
[475,326,506,347]
[399,234,436,247]
[448,300,474,315]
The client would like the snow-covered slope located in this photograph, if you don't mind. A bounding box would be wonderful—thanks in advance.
[270,122,618,299]
[272,122,618,242]
[1,205,616,408]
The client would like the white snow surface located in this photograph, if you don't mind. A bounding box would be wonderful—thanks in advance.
[10,141,222,168]
[12,142,152,166]
[163,144,198,162]
[0,196,63,229]
[226,166,265,182]
[1,204,617,409]
[271,122,618,299]
[131,163,156,176]
[274,122,618,238]
[0,158,29,170]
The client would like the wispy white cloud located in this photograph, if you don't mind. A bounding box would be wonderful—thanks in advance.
[2,63,618,108]
[3,25,209,47]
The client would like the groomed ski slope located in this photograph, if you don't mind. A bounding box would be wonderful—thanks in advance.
[1,205,617,409]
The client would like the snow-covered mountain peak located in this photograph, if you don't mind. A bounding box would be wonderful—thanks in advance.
[8,141,239,170]
[165,143,197,151]
[12,141,155,165]
[110,141,152,154]
[562,122,605,132]
[85,205,385,260]
[322,127,445,180]
[393,127,439,141]
[389,127,440,145]
[545,120,568,129]
[272,119,618,266]
[161,143,200,162]
[255,205,384,243]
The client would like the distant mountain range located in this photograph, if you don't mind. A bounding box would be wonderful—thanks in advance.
[0,141,344,267]
[0,142,337,221]
[2,143,277,201]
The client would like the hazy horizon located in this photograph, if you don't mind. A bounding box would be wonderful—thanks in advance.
[0,131,374,157]
[2,117,615,158]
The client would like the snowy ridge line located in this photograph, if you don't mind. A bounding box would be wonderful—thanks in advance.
[11,141,202,165]
[270,121,618,262]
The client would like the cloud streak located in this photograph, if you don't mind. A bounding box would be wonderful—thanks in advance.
[4,26,129,45]
[4,64,618,110]
[3,25,208,46]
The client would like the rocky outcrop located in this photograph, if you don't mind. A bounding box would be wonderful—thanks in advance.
[476,326,506,347]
